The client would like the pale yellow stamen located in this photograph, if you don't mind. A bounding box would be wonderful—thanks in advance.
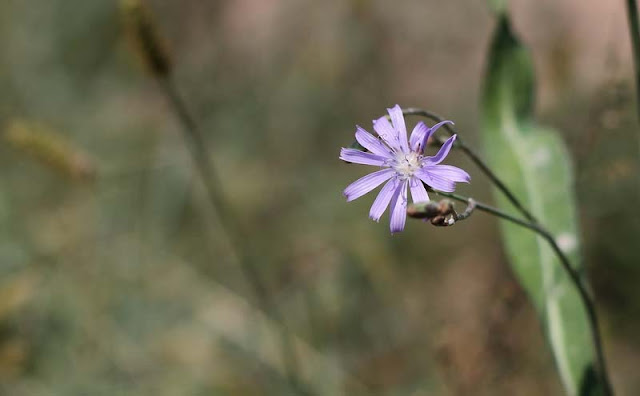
[393,151,422,179]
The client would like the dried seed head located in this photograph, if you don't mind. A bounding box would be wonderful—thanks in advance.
[4,120,96,181]
[120,0,171,77]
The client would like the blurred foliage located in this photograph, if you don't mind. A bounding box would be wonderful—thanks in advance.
[0,1,639,395]
[487,0,508,15]
[4,120,96,181]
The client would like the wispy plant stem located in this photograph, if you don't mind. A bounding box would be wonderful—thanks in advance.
[157,76,306,394]
[432,189,613,396]
[123,1,305,390]
[402,108,538,223]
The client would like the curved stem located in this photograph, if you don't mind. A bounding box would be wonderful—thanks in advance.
[394,107,611,392]
[452,198,476,222]
[432,189,613,396]
[401,107,538,224]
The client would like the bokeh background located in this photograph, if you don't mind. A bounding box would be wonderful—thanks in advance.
[1,0,639,395]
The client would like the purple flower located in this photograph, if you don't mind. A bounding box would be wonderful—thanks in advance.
[340,105,470,233]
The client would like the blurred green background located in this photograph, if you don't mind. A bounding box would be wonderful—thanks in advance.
[1,1,639,395]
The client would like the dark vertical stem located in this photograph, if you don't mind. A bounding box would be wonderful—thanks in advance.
[626,0,640,123]
[432,190,613,396]
[125,1,306,391]
[158,76,307,395]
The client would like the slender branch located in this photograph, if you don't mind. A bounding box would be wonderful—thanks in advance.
[124,2,306,391]
[157,76,307,394]
[431,189,613,396]
[401,108,538,224]
[626,0,640,123]
[429,190,539,232]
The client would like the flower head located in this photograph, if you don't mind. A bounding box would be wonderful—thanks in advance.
[340,105,470,233]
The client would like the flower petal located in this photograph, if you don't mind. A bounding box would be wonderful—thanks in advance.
[416,169,456,192]
[340,148,388,166]
[424,134,456,164]
[355,126,394,158]
[416,120,454,152]
[409,177,430,202]
[423,165,470,183]
[369,178,398,221]
[389,179,408,233]
[409,122,430,151]
[372,116,400,150]
[388,104,409,152]
[343,168,395,202]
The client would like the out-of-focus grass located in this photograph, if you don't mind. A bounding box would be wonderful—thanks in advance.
[0,1,639,395]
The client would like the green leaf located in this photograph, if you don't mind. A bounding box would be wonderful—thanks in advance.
[487,0,508,15]
[481,16,603,396]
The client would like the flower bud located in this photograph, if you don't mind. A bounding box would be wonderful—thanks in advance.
[407,199,457,226]
[406,201,441,219]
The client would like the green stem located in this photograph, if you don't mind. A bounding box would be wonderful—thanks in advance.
[431,189,613,396]
[393,107,611,391]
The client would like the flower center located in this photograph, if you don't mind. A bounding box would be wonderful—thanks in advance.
[392,151,422,179]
